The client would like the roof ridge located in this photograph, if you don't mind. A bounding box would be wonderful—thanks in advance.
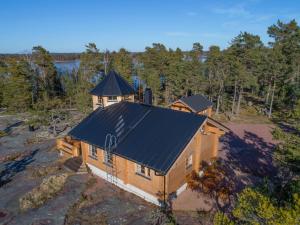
[111,71,123,95]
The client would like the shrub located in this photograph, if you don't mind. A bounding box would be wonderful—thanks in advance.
[0,130,7,137]
[19,173,68,211]
[213,212,234,225]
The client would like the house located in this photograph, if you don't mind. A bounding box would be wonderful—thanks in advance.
[90,70,135,110]
[170,94,213,116]
[57,70,228,205]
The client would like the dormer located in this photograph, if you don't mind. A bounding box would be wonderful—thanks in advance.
[170,94,213,116]
[90,70,135,110]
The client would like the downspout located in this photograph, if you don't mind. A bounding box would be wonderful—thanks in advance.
[155,171,166,207]
[163,175,166,205]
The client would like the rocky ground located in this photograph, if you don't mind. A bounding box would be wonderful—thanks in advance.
[0,113,279,225]
[0,114,159,225]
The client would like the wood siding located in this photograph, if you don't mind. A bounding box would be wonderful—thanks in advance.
[81,142,164,198]
[166,129,202,194]
[170,101,193,113]
[58,119,224,201]
[170,101,212,116]
[92,95,134,110]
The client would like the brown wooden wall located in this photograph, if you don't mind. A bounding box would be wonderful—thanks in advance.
[61,119,224,199]
[170,101,212,117]
[165,122,221,194]
[81,142,164,198]
[92,95,134,110]
[166,129,201,194]
[170,101,193,113]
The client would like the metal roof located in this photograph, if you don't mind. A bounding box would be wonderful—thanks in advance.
[179,94,213,112]
[90,70,135,96]
[69,102,207,174]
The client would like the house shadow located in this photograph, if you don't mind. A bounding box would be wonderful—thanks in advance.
[219,130,277,192]
[0,149,39,187]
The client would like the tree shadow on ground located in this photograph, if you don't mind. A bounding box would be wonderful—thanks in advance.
[0,149,39,187]
[219,131,277,192]
[3,121,24,134]
[273,121,300,136]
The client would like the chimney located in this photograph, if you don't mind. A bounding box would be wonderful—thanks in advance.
[187,89,192,97]
[144,88,152,105]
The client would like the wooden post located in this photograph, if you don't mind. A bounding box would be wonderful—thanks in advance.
[194,131,202,172]
[124,159,128,184]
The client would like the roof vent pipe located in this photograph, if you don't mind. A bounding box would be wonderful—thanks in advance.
[144,88,153,105]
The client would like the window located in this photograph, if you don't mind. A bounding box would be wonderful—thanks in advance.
[124,95,130,101]
[104,150,113,165]
[136,164,151,178]
[107,96,118,102]
[89,145,97,159]
[186,154,193,168]
[97,96,103,104]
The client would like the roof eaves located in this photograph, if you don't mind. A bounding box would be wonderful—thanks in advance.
[207,117,230,132]
[178,99,197,112]
[162,116,207,174]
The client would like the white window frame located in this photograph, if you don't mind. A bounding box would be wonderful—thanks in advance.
[136,164,151,178]
[103,150,113,165]
[97,96,103,104]
[186,154,193,168]
[89,145,97,159]
[107,96,118,102]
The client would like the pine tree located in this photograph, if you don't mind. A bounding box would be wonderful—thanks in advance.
[32,46,62,99]
[2,60,33,112]
[112,48,133,82]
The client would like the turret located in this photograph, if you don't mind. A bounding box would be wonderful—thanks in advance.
[90,70,135,110]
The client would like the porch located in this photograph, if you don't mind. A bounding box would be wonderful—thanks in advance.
[56,137,81,158]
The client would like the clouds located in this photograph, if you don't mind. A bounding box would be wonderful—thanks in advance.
[213,4,250,17]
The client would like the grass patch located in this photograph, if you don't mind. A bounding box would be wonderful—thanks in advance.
[19,173,69,211]
[0,130,7,137]
[0,152,22,163]
[29,163,64,178]
[64,177,107,225]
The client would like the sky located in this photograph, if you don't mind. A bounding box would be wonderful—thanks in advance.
[0,0,300,53]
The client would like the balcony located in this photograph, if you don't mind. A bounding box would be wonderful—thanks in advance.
[56,137,80,158]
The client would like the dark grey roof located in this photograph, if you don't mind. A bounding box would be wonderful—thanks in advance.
[90,70,135,96]
[179,94,213,112]
[69,102,207,174]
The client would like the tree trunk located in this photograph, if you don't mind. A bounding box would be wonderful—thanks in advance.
[268,81,276,118]
[216,95,221,114]
[236,86,243,115]
[265,83,271,105]
[231,80,237,116]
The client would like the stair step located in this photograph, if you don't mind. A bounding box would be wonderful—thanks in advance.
[63,156,83,172]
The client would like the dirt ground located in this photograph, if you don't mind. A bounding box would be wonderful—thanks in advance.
[0,113,279,225]
[172,122,279,213]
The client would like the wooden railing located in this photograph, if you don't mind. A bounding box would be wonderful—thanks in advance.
[56,138,79,157]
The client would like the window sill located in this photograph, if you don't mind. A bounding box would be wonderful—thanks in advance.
[103,161,113,167]
[136,172,151,180]
[89,155,98,160]
[185,165,192,170]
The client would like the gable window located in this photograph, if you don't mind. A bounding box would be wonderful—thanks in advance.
[103,150,113,166]
[124,95,130,101]
[186,154,193,169]
[89,145,97,159]
[97,96,103,104]
[136,164,151,178]
[107,96,118,102]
